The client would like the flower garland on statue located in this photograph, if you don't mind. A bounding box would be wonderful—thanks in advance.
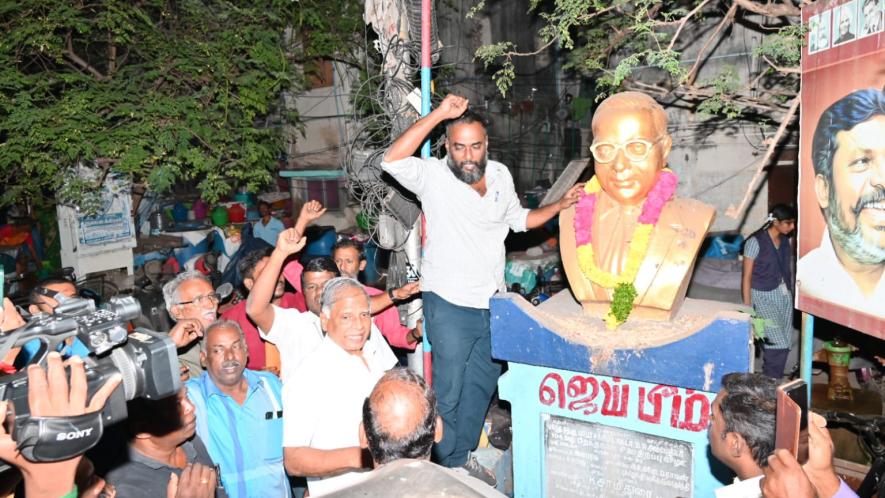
[574,169,678,329]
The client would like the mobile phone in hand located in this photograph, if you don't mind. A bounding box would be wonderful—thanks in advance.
[775,379,809,464]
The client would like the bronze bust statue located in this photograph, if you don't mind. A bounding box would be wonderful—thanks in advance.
[560,92,715,325]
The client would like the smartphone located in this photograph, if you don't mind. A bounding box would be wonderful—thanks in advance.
[775,379,809,464]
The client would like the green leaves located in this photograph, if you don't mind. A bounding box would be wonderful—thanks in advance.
[0,0,361,213]
[609,282,638,323]
[476,42,517,97]
[754,24,805,67]
[474,0,800,121]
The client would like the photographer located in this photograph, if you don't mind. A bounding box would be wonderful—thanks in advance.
[0,297,121,498]
[709,373,859,498]
[105,383,223,498]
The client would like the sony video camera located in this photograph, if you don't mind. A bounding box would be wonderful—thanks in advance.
[0,292,181,467]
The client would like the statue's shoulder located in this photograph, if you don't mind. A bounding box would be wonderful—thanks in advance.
[661,197,716,232]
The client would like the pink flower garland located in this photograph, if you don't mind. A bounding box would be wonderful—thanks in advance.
[574,169,678,243]
[574,194,596,246]
[638,171,678,224]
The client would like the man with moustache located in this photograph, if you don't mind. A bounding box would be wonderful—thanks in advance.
[186,320,289,498]
[248,229,406,382]
[798,87,885,317]
[282,277,397,496]
[332,238,423,350]
[381,95,582,483]
[163,271,227,379]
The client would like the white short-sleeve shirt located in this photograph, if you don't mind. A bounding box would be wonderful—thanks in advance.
[381,156,529,309]
[282,334,397,495]
[259,306,392,383]
[258,306,324,383]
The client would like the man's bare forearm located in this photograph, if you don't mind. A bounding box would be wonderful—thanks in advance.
[383,94,469,162]
[283,446,365,477]
[246,249,287,332]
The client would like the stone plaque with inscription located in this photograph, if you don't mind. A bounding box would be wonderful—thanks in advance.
[544,414,692,498]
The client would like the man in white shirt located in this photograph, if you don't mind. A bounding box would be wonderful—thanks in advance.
[282,277,397,496]
[247,229,395,382]
[380,94,581,483]
[797,87,885,318]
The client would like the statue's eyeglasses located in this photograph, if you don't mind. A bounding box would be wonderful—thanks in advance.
[589,137,664,164]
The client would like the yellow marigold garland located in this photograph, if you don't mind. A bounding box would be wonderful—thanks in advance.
[573,169,678,329]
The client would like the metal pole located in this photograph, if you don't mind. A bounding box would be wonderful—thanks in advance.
[407,0,432,381]
[801,312,814,406]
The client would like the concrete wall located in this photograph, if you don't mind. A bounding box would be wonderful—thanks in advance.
[282,62,356,170]
[435,0,792,235]
[283,2,792,236]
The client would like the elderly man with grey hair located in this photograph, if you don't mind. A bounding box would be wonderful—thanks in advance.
[185,319,290,498]
[281,277,397,496]
[162,270,225,379]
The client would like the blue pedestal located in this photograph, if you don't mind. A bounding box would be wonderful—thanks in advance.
[491,291,752,497]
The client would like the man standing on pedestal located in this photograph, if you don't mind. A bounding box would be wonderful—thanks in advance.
[381,95,581,484]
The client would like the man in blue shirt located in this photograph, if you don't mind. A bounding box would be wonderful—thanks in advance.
[186,319,290,498]
[253,201,286,247]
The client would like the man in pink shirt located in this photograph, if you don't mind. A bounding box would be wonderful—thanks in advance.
[221,247,307,373]
[332,239,421,350]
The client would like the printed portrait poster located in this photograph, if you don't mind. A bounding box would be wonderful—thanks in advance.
[798,0,885,338]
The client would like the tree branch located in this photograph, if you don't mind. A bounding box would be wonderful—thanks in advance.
[762,54,801,74]
[64,31,108,81]
[684,2,739,85]
[667,0,714,51]
[732,0,801,17]
[724,95,800,220]
[107,30,117,76]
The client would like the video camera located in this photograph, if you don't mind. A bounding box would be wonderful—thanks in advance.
[0,293,180,467]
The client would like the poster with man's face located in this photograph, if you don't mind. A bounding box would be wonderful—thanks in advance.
[800,0,885,338]
[833,1,859,45]
[860,0,884,36]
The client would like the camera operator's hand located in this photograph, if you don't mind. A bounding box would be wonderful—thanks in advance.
[166,464,217,498]
[0,298,25,368]
[0,352,121,498]
[0,297,25,332]
[169,319,205,349]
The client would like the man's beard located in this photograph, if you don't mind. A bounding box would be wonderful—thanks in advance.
[447,155,487,185]
[827,185,885,265]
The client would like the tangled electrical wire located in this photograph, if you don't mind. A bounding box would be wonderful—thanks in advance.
[342,34,443,251]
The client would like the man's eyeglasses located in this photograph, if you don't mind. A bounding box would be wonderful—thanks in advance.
[589,137,664,164]
[177,293,221,308]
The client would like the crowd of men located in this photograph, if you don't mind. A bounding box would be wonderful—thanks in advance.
[0,95,866,498]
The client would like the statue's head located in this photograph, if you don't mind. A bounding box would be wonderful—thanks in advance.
[590,92,672,206]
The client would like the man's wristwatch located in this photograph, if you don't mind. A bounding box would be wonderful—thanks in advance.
[387,288,399,302]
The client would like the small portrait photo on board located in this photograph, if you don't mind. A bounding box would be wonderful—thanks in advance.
[860,0,884,36]
[809,15,822,52]
[833,1,859,45]
[814,11,832,52]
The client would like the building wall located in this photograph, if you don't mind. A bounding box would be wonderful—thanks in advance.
[435,0,795,236]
